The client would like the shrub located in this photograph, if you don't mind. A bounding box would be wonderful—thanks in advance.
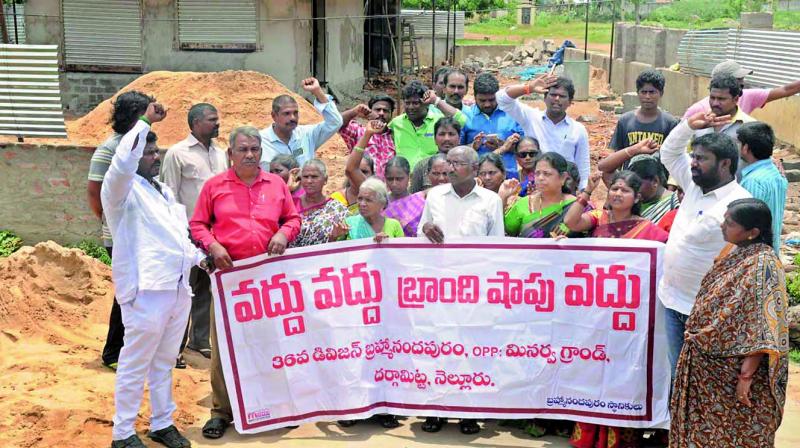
[0,230,22,257]
[69,239,111,266]
[787,272,800,307]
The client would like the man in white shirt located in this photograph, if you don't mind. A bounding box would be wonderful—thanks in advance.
[659,112,751,379]
[103,103,208,448]
[417,145,503,435]
[161,103,227,361]
[419,145,505,242]
[259,77,343,166]
[496,75,590,189]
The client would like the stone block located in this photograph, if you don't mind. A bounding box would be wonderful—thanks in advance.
[741,12,773,30]
[625,61,653,93]
[589,52,610,73]
[81,78,96,85]
[657,68,696,117]
[633,26,666,68]
[785,170,800,183]
[611,58,626,94]
[564,47,583,62]
[664,29,687,67]
[563,60,590,101]
[622,92,639,113]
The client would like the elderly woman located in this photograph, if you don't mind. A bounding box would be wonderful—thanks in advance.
[332,122,378,215]
[409,117,460,193]
[269,154,302,198]
[501,152,578,238]
[383,157,426,237]
[290,159,348,248]
[670,198,788,447]
[477,153,506,194]
[330,177,404,241]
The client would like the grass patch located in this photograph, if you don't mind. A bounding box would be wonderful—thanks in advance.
[790,349,800,365]
[466,15,612,45]
[68,239,111,266]
[456,38,520,46]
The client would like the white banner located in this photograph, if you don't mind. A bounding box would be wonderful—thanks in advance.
[211,237,670,434]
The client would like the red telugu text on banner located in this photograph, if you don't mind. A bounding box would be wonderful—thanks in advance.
[210,237,670,434]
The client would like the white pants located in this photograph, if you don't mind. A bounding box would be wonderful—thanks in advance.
[112,285,191,440]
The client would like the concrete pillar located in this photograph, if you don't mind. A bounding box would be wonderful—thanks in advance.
[741,12,773,30]
[563,60,590,101]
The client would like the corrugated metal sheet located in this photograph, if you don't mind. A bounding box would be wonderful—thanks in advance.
[727,29,800,89]
[63,0,142,68]
[401,9,465,38]
[0,44,66,138]
[678,28,800,89]
[676,29,730,77]
[3,4,25,44]
[178,0,257,45]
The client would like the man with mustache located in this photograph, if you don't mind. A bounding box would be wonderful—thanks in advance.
[338,94,396,178]
[443,69,469,111]
[105,102,208,448]
[259,77,342,167]
[684,59,800,118]
[658,111,751,381]
[161,103,228,364]
[191,126,302,440]
[497,75,590,189]
[693,73,756,178]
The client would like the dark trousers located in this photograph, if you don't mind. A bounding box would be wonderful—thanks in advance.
[180,266,212,353]
[101,246,125,365]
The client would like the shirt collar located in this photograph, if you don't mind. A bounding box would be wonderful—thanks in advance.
[264,125,289,144]
[185,133,216,151]
[704,179,740,200]
[224,167,272,185]
[445,181,480,199]
[731,107,752,124]
[542,112,571,126]
[741,158,775,177]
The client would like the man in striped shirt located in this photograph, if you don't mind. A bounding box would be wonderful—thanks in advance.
[87,90,155,371]
[738,122,787,254]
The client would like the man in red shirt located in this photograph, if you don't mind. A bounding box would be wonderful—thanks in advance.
[190,125,301,439]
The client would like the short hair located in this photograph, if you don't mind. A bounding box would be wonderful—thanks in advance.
[727,198,774,246]
[449,145,479,165]
[636,69,666,93]
[146,131,158,144]
[444,69,469,90]
[691,133,739,176]
[229,125,261,149]
[434,66,452,84]
[551,76,576,100]
[402,80,428,100]
[428,152,448,170]
[533,151,569,174]
[301,158,328,178]
[473,72,499,96]
[270,154,299,170]
[368,94,396,112]
[112,91,154,134]
[629,156,668,186]
[565,161,581,193]
[434,116,462,135]
[710,74,742,98]
[737,121,775,160]
[359,177,389,206]
[609,170,644,216]
[272,95,298,113]
[385,156,411,176]
[187,103,217,129]
[478,152,506,175]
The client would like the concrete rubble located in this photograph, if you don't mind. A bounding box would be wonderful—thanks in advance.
[460,39,556,73]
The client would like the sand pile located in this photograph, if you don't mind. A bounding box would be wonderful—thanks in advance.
[65,70,348,191]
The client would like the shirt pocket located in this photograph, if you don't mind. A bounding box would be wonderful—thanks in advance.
[682,214,723,245]
[459,205,491,236]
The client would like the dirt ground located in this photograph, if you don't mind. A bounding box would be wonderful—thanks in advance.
[463,32,612,54]
[1,70,799,447]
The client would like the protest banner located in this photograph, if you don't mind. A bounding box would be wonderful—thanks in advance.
[210,237,669,434]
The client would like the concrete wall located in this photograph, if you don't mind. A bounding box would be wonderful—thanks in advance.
[25,0,365,112]
[751,96,800,148]
[633,26,666,68]
[0,144,98,245]
[664,28,687,67]
[61,73,141,114]
[415,37,458,70]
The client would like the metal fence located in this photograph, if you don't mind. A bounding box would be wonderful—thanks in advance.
[677,28,800,89]
[401,9,465,38]
[3,4,25,44]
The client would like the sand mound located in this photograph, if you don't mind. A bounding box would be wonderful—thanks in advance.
[65,70,347,192]
[0,241,112,333]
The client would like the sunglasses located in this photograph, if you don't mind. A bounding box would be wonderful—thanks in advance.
[516,151,539,159]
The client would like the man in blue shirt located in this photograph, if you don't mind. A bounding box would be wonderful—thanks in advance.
[259,77,343,167]
[738,121,787,253]
[461,73,524,179]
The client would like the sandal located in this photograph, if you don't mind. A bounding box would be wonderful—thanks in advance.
[202,417,229,439]
[175,355,186,369]
[148,425,190,448]
[459,419,480,435]
[110,434,146,448]
[421,417,445,433]
[377,414,400,429]
[337,420,358,427]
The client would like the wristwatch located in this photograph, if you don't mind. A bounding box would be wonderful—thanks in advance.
[199,255,216,274]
